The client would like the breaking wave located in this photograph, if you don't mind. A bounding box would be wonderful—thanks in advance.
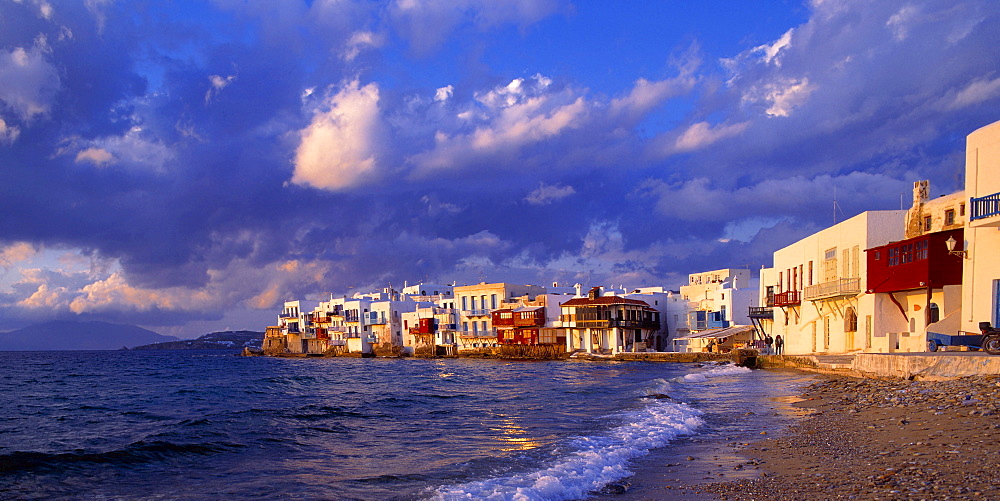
[432,363,751,500]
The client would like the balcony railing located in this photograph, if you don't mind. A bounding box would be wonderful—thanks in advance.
[748,307,773,319]
[457,330,496,339]
[769,291,801,307]
[971,192,1000,221]
[803,277,861,301]
[464,309,490,317]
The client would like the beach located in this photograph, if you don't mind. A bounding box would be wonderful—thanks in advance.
[673,372,1000,500]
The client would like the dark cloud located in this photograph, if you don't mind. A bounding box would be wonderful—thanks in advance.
[0,0,996,335]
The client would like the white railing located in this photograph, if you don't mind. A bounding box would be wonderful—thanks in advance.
[803,277,861,301]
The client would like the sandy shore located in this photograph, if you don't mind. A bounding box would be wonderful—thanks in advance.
[682,373,1000,500]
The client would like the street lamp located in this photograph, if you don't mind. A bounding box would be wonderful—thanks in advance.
[946,235,968,258]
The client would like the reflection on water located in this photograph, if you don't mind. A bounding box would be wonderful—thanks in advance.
[489,415,545,452]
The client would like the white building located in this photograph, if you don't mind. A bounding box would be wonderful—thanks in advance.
[760,210,906,355]
[673,269,758,353]
[962,120,1000,334]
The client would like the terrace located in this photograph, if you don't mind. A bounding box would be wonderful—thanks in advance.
[803,278,861,301]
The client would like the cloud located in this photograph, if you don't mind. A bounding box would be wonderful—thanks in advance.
[205,73,237,103]
[940,76,1000,110]
[389,0,564,55]
[291,80,386,191]
[434,85,454,102]
[342,31,382,62]
[0,242,37,268]
[409,75,588,173]
[609,75,697,123]
[74,147,114,166]
[671,121,750,153]
[753,28,794,65]
[525,183,575,205]
[641,172,911,225]
[0,117,19,145]
[62,127,173,171]
[0,42,60,121]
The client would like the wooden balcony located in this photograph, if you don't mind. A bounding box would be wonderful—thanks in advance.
[748,307,773,319]
[803,278,861,301]
[769,291,801,307]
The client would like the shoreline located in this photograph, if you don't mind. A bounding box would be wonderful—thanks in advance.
[680,372,1000,500]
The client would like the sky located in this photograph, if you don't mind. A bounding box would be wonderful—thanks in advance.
[1,0,998,338]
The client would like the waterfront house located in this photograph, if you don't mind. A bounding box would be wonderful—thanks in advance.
[760,210,906,355]
[453,282,546,352]
[864,181,964,352]
[674,269,758,353]
[561,287,660,354]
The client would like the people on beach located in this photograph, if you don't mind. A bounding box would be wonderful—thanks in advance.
[775,334,784,355]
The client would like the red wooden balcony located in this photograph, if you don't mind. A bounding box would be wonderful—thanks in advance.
[769,291,801,307]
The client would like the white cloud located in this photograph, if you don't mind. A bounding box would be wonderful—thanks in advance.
[609,75,696,123]
[0,242,37,269]
[342,31,382,62]
[760,78,815,117]
[940,76,1000,110]
[886,5,919,41]
[63,126,174,171]
[0,42,60,121]
[204,73,237,103]
[525,183,575,205]
[75,147,114,166]
[434,85,454,102]
[410,75,587,172]
[291,80,386,191]
[672,121,750,153]
[0,117,19,145]
[753,28,794,65]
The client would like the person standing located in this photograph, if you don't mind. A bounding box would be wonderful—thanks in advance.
[764,334,773,355]
[775,334,784,355]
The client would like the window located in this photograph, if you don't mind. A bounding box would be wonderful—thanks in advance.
[808,261,814,286]
[923,216,932,231]
[945,209,956,226]
[929,303,940,324]
[845,307,858,332]
[960,203,966,217]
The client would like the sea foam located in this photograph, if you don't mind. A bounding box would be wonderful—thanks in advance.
[432,364,749,501]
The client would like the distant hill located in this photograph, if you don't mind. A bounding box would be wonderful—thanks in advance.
[0,321,179,351]
[130,330,263,350]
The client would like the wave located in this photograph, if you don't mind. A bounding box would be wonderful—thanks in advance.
[0,440,244,474]
[432,400,702,499]
[431,363,753,500]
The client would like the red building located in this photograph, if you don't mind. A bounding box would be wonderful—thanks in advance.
[866,228,964,295]
[493,307,546,345]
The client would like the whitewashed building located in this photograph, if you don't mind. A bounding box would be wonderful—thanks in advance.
[760,210,906,355]
[962,120,1000,334]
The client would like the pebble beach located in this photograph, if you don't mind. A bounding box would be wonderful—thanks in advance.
[695,373,1000,500]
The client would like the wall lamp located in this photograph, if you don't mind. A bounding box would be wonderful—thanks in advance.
[945,235,968,259]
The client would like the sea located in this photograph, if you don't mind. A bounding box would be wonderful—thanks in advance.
[0,350,815,500]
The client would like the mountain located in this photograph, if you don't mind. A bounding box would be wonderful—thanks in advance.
[131,330,263,350]
[0,321,179,351]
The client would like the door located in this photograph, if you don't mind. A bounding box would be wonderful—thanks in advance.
[994,280,1000,327]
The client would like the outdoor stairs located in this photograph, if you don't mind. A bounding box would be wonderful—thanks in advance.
[812,354,857,370]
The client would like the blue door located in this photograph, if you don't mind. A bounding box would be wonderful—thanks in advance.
[994,280,1000,327]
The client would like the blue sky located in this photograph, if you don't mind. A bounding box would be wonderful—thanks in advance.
[1,0,997,338]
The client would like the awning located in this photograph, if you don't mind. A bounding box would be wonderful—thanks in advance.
[674,325,755,340]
